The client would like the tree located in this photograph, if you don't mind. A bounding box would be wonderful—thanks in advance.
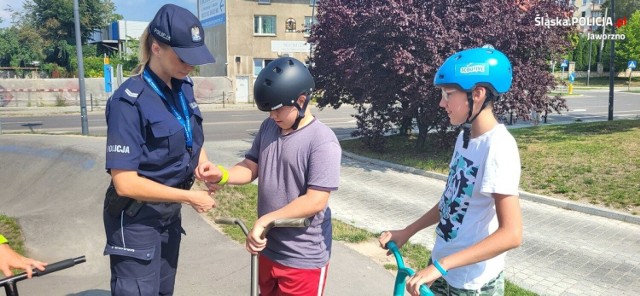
[309,0,572,151]
[616,10,640,69]
[601,0,640,23]
[0,26,45,69]
[22,0,116,43]
[17,0,117,73]
[568,34,601,71]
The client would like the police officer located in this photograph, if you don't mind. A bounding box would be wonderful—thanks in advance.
[103,4,216,295]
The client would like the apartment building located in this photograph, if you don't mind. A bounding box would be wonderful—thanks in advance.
[198,0,318,103]
[571,0,605,33]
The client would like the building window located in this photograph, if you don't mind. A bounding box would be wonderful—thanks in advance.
[254,58,275,77]
[582,0,587,5]
[254,15,276,35]
[304,16,316,36]
[258,0,271,4]
[285,18,296,33]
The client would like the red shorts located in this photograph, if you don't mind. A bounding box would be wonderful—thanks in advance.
[258,254,329,296]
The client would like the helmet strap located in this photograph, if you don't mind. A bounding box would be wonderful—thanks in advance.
[461,91,491,149]
[291,94,311,130]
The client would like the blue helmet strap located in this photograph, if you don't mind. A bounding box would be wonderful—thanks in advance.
[291,94,311,130]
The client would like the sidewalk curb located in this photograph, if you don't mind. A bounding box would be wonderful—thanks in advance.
[518,191,640,225]
[0,103,258,117]
[341,151,640,226]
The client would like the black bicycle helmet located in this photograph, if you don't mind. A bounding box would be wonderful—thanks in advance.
[254,57,315,112]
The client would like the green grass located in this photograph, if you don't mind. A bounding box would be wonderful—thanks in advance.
[203,182,375,243]
[0,214,30,275]
[511,120,640,212]
[204,183,536,295]
[332,220,376,243]
[342,119,640,214]
[0,214,26,255]
[341,134,454,175]
[506,281,538,296]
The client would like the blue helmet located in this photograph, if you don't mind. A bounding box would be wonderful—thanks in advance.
[433,46,512,95]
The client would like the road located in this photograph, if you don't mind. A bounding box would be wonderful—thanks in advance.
[1,89,638,136]
[0,105,359,140]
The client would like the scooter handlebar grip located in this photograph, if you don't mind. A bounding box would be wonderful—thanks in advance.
[35,256,86,277]
[214,217,239,225]
[272,218,310,228]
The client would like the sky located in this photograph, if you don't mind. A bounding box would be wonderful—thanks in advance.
[0,0,198,28]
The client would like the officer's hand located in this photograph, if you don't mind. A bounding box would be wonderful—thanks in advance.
[204,181,224,193]
[189,190,216,213]
[195,161,223,183]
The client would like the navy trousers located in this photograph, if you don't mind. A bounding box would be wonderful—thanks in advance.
[104,203,183,296]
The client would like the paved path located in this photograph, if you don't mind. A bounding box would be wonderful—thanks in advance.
[1,121,639,295]
[207,139,640,296]
[0,135,397,296]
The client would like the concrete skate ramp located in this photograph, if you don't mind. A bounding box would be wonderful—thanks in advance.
[0,134,398,296]
[0,135,111,295]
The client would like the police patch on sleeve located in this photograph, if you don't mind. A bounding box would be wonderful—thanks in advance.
[107,144,131,154]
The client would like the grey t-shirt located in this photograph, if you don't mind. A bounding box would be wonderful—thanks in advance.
[246,117,341,268]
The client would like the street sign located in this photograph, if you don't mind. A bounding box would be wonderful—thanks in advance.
[628,60,637,70]
[561,59,568,69]
[104,64,112,93]
[569,72,575,83]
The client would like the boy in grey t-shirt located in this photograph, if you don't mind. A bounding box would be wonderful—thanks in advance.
[197,57,341,296]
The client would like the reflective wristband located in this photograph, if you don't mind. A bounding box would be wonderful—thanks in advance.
[433,260,448,276]
[0,235,8,244]
[216,165,229,185]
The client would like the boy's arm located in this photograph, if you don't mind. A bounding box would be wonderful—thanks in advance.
[196,158,258,186]
[256,188,330,227]
[0,236,47,278]
[226,158,259,185]
[406,194,522,291]
[436,193,522,273]
[246,188,329,254]
[404,202,441,236]
[379,202,440,249]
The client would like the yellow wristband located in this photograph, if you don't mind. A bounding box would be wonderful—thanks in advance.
[216,165,229,185]
[0,235,8,244]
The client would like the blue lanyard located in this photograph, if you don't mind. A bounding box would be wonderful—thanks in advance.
[142,69,193,151]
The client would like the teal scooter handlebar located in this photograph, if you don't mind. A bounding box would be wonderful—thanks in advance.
[386,241,434,296]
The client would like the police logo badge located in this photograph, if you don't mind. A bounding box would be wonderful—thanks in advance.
[191,26,202,42]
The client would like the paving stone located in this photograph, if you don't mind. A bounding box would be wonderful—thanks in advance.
[202,141,640,296]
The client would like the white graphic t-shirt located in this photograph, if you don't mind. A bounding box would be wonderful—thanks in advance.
[432,124,521,290]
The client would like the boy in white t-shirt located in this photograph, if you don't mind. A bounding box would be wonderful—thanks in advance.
[379,46,523,296]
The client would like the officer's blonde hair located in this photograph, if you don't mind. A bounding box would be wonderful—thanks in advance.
[131,28,168,76]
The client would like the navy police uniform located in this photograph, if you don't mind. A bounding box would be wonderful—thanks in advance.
[103,66,204,295]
